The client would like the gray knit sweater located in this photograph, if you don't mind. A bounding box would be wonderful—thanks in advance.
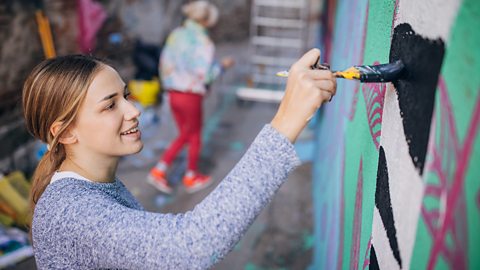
[32,125,301,269]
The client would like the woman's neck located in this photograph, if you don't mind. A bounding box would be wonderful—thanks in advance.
[59,156,118,183]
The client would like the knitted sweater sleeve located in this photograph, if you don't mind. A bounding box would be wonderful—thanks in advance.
[33,124,301,269]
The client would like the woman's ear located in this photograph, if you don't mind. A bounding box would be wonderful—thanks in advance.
[50,121,77,145]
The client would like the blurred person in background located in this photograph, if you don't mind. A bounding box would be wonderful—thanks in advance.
[24,48,335,269]
[148,1,235,194]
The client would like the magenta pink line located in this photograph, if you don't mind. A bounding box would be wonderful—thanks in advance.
[439,106,446,154]
[337,143,346,270]
[427,83,480,269]
[421,206,437,236]
[439,79,460,151]
[362,82,385,150]
[360,3,369,63]
[372,88,386,102]
[350,159,364,270]
[392,0,400,36]
[362,237,372,270]
[349,87,360,121]
[442,245,454,263]
[422,205,459,267]
[371,105,384,117]
[425,185,443,197]
[371,118,383,128]
[372,117,382,132]
[429,210,441,221]
[431,149,448,188]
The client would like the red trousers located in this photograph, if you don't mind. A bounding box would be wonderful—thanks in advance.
[161,91,203,171]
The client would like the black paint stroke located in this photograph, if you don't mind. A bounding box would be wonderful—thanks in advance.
[375,146,402,267]
[389,23,445,175]
[369,245,380,270]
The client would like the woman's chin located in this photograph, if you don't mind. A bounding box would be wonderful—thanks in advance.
[133,143,144,154]
[123,142,144,156]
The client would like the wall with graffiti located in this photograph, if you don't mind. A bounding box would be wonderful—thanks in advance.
[311,0,479,269]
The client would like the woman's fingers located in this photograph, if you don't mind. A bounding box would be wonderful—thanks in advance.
[305,69,335,80]
[314,79,336,95]
[320,89,333,104]
[292,48,321,69]
[299,70,337,103]
[270,48,337,142]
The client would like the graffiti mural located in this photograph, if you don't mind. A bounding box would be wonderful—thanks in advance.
[311,0,369,268]
[311,0,479,269]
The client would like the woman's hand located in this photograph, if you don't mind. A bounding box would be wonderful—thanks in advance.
[270,49,337,143]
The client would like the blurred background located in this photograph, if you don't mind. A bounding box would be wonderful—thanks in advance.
[1,0,479,270]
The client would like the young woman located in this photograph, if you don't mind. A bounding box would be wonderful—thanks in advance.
[149,1,234,193]
[24,48,335,269]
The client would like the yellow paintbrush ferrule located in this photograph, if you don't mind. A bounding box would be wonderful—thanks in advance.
[276,71,289,77]
[334,67,361,80]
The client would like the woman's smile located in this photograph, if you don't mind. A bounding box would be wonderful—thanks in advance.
[120,125,141,140]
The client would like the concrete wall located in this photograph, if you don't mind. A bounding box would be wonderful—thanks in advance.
[311,0,480,269]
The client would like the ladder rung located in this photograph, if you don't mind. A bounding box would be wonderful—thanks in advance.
[252,67,286,76]
[253,17,305,28]
[236,87,284,103]
[251,65,288,76]
[252,74,285,85]
[255,0,306,8]
[252,36,302,48]
[251,55,296,67]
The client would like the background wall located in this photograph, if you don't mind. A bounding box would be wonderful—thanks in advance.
[311,0,480,269]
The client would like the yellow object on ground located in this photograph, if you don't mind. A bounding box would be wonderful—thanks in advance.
[0,212,14,227]
[6,171,30,199]
[128,78,161,107]
[0,174,29,226]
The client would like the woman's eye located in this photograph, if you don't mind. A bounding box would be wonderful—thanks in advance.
[106,102,115,110]
[124,92,131,99]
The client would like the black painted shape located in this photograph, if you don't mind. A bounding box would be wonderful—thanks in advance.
[389,23,445,175]
[376,147,402,267]
[369,245,380,270]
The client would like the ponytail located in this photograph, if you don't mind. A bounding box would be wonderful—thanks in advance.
[29,147,65,209]
[28,145,65,232]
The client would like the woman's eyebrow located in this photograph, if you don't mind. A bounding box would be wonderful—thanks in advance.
[98,92,118,103]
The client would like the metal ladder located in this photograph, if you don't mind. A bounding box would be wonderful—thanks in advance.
[237,0,310,103]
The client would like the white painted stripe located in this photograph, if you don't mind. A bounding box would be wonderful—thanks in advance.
[371,84,425,270]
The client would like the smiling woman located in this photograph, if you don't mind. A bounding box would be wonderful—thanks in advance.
[63,64,143,168]
[22,50,336,269]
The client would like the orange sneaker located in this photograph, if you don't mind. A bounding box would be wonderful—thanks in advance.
[182,173,213,193]
[148,167,173,194]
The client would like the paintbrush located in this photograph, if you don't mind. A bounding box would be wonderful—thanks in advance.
[276,60,405,83]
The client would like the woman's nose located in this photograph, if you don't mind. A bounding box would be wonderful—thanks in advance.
[124,100,141,120]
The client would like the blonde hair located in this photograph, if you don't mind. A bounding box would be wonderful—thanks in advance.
[182,1,219,27]
[22,55,104,224]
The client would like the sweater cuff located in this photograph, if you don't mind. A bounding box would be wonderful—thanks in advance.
[252,124,302,174]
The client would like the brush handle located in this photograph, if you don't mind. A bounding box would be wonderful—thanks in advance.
[355,60,405,82]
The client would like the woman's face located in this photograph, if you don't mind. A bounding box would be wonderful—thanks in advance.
[71,65,143,158]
